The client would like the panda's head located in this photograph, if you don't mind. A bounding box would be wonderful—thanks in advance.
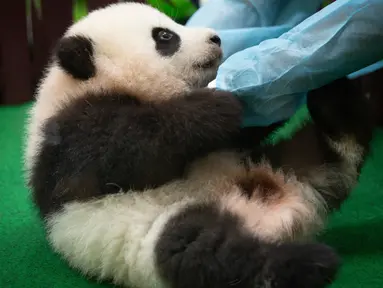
[43,2,222,103]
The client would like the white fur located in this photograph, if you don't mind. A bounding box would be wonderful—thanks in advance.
[48,193,189,287]
[46,144,360,286]
[25,3,365,287]
[188,153,328,243]
[24,2,221,179]
[46,150,330,287]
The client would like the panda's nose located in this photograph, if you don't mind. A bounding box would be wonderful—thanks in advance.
[209,35,221,47]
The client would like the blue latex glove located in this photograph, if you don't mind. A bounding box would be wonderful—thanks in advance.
[187,0,383,127]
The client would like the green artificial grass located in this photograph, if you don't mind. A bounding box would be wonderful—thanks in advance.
[0,102,382,287]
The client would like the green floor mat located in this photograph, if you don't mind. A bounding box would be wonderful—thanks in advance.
[0,102,382,287]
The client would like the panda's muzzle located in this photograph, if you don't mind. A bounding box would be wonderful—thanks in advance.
[194,49,223,69]
[197,58,218,69]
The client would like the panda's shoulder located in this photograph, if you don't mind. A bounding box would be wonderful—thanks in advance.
[56,90,141,118]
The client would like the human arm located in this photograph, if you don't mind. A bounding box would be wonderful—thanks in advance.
[212,0,383,126]
[187,0,323,61]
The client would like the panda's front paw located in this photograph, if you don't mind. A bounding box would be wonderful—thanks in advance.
[185,88,243,130]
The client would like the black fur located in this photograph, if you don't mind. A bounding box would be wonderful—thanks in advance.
[30,88,243,216]
[234,121,286,151]
[152,27,181,57]
[55,35,96,80]
[351,66,383,127]
[151,76,374,288]
[155,202,340,288]
[307,77,373,149]
[250,77,374,211]
[258,242,341,288]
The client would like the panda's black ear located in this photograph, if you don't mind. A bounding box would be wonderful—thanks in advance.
[55,35,96,80]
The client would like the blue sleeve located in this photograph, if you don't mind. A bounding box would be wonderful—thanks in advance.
[213,0,383,127]
[186,0,323,61]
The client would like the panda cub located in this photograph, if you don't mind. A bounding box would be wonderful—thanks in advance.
[25,3,374,288]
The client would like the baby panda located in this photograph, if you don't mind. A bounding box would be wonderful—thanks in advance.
[24,4,241,201]
[25,2,375,288]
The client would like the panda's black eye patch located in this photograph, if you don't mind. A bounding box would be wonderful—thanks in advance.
[152,27,180,57]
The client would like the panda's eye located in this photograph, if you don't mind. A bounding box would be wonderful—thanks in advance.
[158,30,173,41]
[152,27,181,57]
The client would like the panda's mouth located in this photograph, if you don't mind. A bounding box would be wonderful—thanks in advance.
[195,55,222,69]
[197,59,217,69]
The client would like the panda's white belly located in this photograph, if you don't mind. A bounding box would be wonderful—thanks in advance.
[46,150,326,287]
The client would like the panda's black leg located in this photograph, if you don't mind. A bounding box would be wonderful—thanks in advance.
[234,121,287,151]
[155,203,340,288]
[351,67,383,128]
[306,77,374,152]
[248,77,375,211]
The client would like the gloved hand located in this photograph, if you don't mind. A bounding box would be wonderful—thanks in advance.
[187,0,383,127]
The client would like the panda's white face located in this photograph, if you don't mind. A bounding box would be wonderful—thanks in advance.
[54,3,222,100]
